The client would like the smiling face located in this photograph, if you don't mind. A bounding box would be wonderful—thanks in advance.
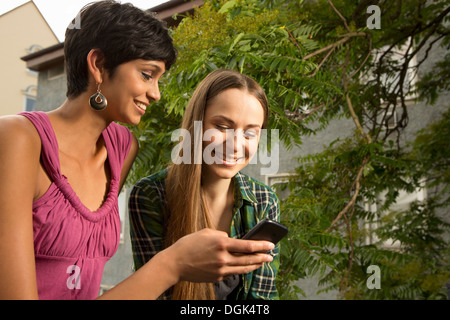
[202,88,265,180]
[100,59,166,125]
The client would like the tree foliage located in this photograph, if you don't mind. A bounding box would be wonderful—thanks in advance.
[128,0,450,299]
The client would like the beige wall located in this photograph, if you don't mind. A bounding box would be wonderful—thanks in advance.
[0,1,58,116]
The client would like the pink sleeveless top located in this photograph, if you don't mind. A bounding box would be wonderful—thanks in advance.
[20,111,132,300]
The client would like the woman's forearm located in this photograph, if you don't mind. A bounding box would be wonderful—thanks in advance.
[97,248,178,300]
[97,229,274,300]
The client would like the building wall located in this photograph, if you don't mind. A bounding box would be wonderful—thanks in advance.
[35,64,67,111]
[0,1,58,116]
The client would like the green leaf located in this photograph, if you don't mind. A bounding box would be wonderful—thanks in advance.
[218,0,237,14]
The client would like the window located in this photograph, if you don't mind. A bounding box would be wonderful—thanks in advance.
[362,36,419,105]
[26,46,43,77]
[364,179,427,249]
[22,85,37,112]
[377,105,398,130]
[384,105,398,129]
[265,173,294,200]
[25,97,36,111]
[27,44,43,54]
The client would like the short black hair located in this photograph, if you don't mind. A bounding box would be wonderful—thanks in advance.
[64,0,177,99]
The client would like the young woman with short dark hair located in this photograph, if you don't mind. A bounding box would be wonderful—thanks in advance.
[0,1,273,300]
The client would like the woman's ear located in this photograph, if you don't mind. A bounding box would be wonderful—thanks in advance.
[87,49,105,85]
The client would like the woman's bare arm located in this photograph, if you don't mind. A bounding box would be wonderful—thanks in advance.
[98,228,274,300]
[0,116,41,299]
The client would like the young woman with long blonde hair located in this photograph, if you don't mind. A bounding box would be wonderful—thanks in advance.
[130,69,280,300]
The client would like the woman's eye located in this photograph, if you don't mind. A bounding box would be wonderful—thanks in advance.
[215,125,229,131]
[141,72,153,81]
[244,130,258,139]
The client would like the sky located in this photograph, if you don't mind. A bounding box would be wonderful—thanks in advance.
[0,0,169,42]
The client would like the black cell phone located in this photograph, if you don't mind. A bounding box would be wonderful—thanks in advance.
[242,219,288,245]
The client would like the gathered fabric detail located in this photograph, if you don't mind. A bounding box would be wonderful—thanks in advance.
[19,111,132,299]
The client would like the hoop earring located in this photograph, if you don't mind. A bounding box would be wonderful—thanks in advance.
[89,83,107,111]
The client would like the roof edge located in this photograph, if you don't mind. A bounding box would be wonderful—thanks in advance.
[20,0,205,71]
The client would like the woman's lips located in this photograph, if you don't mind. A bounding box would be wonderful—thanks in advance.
[213,151,245,166]
[135,101,147,114]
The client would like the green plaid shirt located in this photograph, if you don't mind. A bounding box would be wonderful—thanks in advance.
[128,169,280,300]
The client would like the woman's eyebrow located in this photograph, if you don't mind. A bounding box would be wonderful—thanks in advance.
[210,115,261,128]
[142,62,165,74]
[211,115,235,124]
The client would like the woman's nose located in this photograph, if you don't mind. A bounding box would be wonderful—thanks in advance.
[225,130,245,154]
[147,81,161,102]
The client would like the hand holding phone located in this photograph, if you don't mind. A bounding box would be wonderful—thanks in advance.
[242,219,288,245]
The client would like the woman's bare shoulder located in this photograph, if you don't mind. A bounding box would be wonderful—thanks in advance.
[0,114,41,157]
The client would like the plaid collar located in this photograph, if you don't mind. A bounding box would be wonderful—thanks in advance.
[233,171,258,205]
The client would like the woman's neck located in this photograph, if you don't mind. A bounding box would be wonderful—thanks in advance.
[47,96,111,161]
[201,175,235,233]
[201,174,232,199]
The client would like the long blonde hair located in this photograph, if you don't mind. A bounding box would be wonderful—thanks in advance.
[165,69,268,300]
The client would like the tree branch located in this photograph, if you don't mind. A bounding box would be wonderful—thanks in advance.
[302,36,349,61]
[340,209,355,291]
[286,27,303,55]
[303,32,367,61]
[326,157,369,233]
[328,0,351,33]
[342,50,373,144]
[306,45,337,78]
